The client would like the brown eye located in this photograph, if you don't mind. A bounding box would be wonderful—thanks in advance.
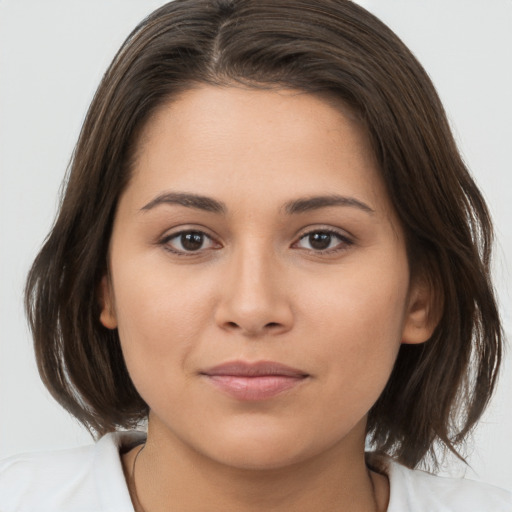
[295,230,352,253]
[181,232,205,251]
[308,232,332,250]
[162,230,217,254]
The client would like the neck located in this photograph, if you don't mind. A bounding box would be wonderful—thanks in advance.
[123,418,388,512]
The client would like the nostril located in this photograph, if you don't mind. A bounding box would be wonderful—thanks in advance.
[224,321,282,332]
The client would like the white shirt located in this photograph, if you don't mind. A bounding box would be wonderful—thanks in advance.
[0,432,510,511]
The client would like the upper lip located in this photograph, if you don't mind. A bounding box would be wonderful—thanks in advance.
[201,361,309,378]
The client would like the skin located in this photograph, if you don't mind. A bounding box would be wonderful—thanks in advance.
[100,86,435,512]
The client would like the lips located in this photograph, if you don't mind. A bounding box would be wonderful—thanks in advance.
[200,361,309,401]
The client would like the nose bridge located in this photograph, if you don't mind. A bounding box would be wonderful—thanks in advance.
[216,235,292,335]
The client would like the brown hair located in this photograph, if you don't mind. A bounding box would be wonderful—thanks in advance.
[25,0,502,469]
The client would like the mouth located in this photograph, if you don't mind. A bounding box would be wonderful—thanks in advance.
[200,361,310,401]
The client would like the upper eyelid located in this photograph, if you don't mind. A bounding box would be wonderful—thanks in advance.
[299,228,348,237]
[160,225,217,241]
[295,225,354,241]
[160,225,350,237]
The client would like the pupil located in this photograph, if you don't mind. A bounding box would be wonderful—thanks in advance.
[181,232,203,251]
[309,232,331,250]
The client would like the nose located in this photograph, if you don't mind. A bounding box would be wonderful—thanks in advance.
[214,244,294,337]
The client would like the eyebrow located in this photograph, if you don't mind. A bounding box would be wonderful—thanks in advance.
[141,192,226,214]
[283,195,374,215]
[140,192,374,215]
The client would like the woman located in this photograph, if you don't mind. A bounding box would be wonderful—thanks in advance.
[1,1,510,510]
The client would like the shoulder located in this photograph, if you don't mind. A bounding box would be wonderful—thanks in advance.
[0,431,142,512]
[386,459,512,512]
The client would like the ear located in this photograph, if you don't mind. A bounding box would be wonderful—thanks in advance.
[401,276,439,345]
[98,275,117,329]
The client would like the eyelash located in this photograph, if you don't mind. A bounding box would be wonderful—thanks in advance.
[159,228,353,256]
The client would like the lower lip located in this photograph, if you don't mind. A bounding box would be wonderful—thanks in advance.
[204,375,306,401]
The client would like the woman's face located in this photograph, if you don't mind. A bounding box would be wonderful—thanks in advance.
[101,86,432,469]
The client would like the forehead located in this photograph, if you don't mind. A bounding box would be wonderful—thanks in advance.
[139,86,366,147]
[127,85,390,216]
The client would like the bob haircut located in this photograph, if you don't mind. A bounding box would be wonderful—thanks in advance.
[26,0,502,469]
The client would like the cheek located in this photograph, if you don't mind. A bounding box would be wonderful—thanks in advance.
[299,255,409,393]
[110,254,218,391]
[303,261,408,337]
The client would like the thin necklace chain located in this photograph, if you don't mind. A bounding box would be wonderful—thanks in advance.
[128,443,380,512]
[129,444,146,512]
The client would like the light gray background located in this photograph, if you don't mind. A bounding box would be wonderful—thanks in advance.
[1,0,511,491]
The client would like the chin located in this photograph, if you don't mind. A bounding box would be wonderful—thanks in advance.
[213,444,309,471]
[194,423,340,472]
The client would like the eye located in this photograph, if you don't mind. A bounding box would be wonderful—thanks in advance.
[161,230,218,255]
[294,229,352,253]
